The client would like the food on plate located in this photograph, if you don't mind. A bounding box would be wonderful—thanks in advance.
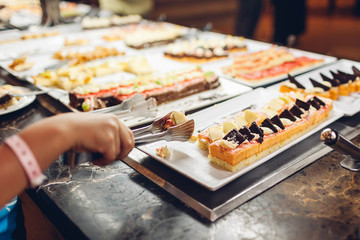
[32,57,151,90]
[8,56,34,72]
[156,146,171,159]
[197,92,333,172]
[279,66,360,100]
[125,27,184,49]
[81,14,142,29]
[69,67,220,111]
[53,46,125,65]
[221,46,324,83]
[164,36,247,63]
[0,85,22,109]
[21,31,60,40]
[64,38,91,46]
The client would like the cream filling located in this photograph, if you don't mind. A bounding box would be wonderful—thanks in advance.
[260,127,274,135]
[280,118,294,126]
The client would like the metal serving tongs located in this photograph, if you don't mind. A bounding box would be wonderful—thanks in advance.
[93,94,147,114]
[320,128,360,171]
[113,98,157,119]
[132,111,173,136]
[134,119,195,145]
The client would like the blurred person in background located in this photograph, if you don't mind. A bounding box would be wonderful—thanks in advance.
[272,0,307,47]
[236,0,263,39]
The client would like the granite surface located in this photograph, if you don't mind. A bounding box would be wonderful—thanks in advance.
[1,77,360,240]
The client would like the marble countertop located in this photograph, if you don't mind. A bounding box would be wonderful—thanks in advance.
[1,78,360,240]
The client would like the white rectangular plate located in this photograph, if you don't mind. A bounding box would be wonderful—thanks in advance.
[267,59,360,116]
[137,88,344,191]
[214,39,337,88]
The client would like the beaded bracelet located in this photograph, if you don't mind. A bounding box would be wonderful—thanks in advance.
[5,135,47,188]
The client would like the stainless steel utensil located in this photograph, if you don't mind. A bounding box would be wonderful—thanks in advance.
[134,119,194,145]
[132,111,173,136]
[320,128,360,171]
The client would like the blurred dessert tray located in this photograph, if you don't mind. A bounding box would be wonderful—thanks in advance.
[267,59,360,116]
[204,39,337,88]
[137,88,343,191]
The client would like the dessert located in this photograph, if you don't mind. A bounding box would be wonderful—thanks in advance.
[8,56,34,72]
[53,46,125,65]
[156,146,171,159]
[164,36,247,63]
[197,93,333,172]
[222,46,324,83]
[32,57,151,91]
[0,85,22,109]
[68,67,220,111]
[81,14,142,29]
[279,66,360,99]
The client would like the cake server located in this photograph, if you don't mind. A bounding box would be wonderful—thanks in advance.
[320,128,360,171]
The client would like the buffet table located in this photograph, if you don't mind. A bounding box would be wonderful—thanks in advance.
[1,72,360,240]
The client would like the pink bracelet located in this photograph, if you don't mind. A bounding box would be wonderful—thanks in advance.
[5,135,47,188]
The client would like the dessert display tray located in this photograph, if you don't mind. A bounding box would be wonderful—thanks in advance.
[267,59,360,116]
[137,88,344,191]
[205,39,337,88]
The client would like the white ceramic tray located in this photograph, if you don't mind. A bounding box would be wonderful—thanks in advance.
[0,86,36,115]
[211,39,337,88]
[267,59,360,116]
[137,88,344,191]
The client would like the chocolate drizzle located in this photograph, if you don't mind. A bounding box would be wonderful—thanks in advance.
[295,98,310,111]
[270,115,285,130]
[288,74,305,89]
[290,105,304,118]
[279,109,296,122]
[249,122,264,143]
[223,129,246,146]
[310,78,330,91]
[239,126,255,141]
[260,118,278,133]
[320,73,340,86]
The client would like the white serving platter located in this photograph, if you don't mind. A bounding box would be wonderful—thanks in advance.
[267,59,360,116]
[137,88,344,191]
[212,39,337,88]
[0,86,36,115]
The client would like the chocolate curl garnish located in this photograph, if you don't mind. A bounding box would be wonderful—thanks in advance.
[295,98,310,111]
[223,129,246,147]
[352,66,360,77]
[313,96,325,106]
[279,109,296,122]
[307,99,320,110]
[249,122,264,143]
[337,70,357,82]
[239,126,255,141]
[260,118,278,133]
[288,74,305,89]
[320,73,340,86]
[270,115,285,130]
[290,105,304,118]
[309,78,330,91]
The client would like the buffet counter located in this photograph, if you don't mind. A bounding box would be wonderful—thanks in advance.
[1,73,360,240]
